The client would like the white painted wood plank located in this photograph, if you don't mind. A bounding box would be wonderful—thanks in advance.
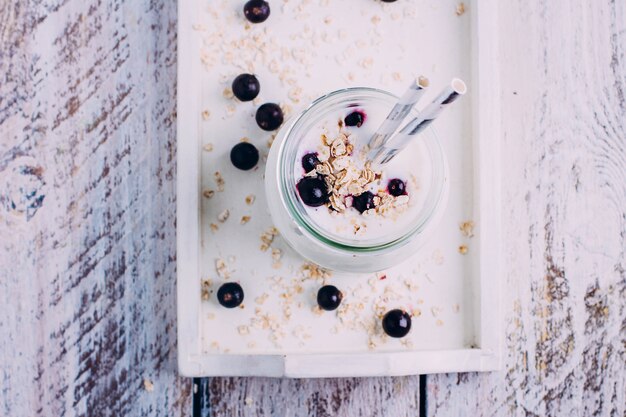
[428,1,626,416]
[0,0,189,416]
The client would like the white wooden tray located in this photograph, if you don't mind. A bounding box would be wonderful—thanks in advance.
[177,0,500,377]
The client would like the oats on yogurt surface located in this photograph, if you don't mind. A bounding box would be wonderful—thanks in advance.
[293,103,431,242]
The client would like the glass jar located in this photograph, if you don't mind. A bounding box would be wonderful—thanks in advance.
[265,87,449,272]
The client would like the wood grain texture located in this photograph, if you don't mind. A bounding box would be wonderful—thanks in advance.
[429,0,626,416]
[196,377,420,417]
[2,0,625,416]
[0,0,189,416]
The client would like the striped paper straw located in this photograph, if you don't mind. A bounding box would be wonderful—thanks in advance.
[368,76,430,151]
[370,78,467,165]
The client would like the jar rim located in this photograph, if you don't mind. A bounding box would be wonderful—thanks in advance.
[276,87,449,253]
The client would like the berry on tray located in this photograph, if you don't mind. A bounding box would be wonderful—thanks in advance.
[217,282,244,308]
[317,285,343,311]
[344,110,366,127]
[387,179,406,196]
[230,142,260,170]
[232,74,260,102]
[297,176,329,207]
[351,191,376,213]
[243,0,270,24]
[301,152,320,172]
[382,309,412,338]
[256,103,284,131]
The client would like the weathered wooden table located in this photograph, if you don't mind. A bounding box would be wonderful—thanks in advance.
[1,1,624,416]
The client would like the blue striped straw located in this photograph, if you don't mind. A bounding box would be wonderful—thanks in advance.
[368,76,430,151]
[370,78,467,165]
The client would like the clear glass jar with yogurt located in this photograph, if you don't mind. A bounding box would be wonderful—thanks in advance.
[265,88,449,272]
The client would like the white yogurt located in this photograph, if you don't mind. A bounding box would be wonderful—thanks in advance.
[293,103,432,243]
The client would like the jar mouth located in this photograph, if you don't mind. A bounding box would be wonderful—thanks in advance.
[276,87,448,252]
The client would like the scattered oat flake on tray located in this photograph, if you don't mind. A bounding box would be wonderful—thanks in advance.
[245,194,256,205]
[404,279,419,292]
[255,293,269,305]
[260,227,279,251]
[302,262,331,280]
[203,142,213,151]
[282,103,293,117]
[458,244,468,255]
[214,172,225,191]
[215,258,231,279]
[209,223,219,233]
[271,248,283,269]
[360,57,374,69]
[217,209,230,223]
[456,2,466,16]
[201,279,212,301]
[401,338,414,348]
[459,220,475,237]
[203,189,215,199]
[368,339,377,350]
[201,110,211,121]
[222,87,234,99]
[432,249,444,265]
[240,215,251,225]
[288,86,303,103]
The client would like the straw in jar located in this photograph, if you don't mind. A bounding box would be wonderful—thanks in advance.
[367,76,430,151]
[369,78,467,165]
